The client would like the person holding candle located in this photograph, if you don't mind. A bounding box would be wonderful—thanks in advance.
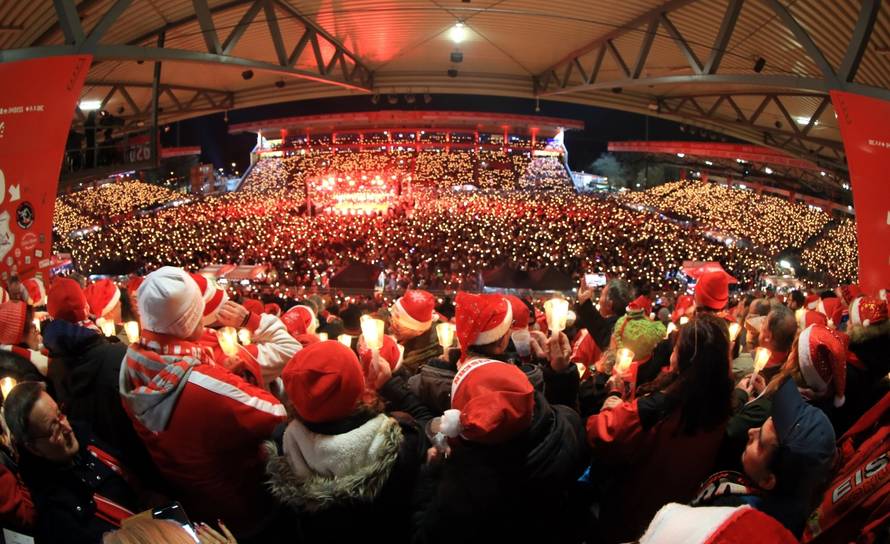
[584,313,734,543]
[266,340,427,543]
[756,306,798,383]
[42,277,160,484]
[388,289,442,375]
[119,267,287,539]
[84,278,125,342]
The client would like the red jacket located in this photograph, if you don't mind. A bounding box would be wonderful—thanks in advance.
[586,394,726,543]
[0,462,35,532]
[120,336,286,535]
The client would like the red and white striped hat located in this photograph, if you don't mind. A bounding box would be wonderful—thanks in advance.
[189,273,229,325]
[22,277,46,307]
[440,358,534,444]
[84,279,120,319]
[390,290,436,333]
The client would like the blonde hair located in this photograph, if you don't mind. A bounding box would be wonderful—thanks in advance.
[103,518,195,544]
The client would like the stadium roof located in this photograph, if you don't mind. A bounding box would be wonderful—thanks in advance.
[3,0,889,196]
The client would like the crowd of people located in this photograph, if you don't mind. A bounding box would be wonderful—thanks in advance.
[0,263,886,543]
[801,218,858,285]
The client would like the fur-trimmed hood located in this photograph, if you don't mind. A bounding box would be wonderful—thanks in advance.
[266,413,404,512]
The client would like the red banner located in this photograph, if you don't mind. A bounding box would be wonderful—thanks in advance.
[0,55,91,285]
[831,91,890,295]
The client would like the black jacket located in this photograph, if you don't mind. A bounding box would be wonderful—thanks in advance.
[575,299,619,352]
[43,320,160,484]
[411,392,588,544]
[18,424,143,544]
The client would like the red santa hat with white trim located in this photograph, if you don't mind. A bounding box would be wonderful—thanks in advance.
[440,358,534,444]
[390,289,436,333]
[836,284,862,307]
[84,279,120,319]
[189,273,229,325]
[798,324,849,407]
[454,292,512,361]
[848,296,888,329]
[357,333,403,375]
[22,277,46,307]
[816,297,844,328]
[281,305,316,336]
[805,293,821,310]
[639,503,796,543]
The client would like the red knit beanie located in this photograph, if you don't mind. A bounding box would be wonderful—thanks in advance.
[47,277,89,323]
[694,271,737,311]
[281,341,365,423]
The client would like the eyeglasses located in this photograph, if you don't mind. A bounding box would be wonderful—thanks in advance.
[29,408,69,443]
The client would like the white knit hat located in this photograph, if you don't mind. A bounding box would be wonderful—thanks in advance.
[137,267,205,338]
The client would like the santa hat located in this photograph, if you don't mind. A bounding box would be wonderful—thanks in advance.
[816,297,844,328]
[47,277,89,323]
[837,284,862,306]
[640,503,797,543]
[0,287,9,304]
[22,277,46,307]
[84,279,120,319]
[281,340,364,423]
[264,303,281,316]
[455,292,512,360]
[504,295,530,330]
[613,311,666,362]
[802,309,828,329]
[0,301,27,345]
[358,334,402,375]
[630,295,653,317]
[672,295,694,323]
[440,358,534,444]
[281,305,316,337]
[798,324,848,407]
[137,267,205,338]
[189,273,229,325]
[391,290,436,333]
[694,270,737,311]
[848,296,888,329]
[570,329,602,368]
[242,298,264,315]
[805,293,821,310]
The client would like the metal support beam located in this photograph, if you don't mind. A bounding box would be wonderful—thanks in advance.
[660,13,703,74]
[765,0,839,85]
[263,0,288,67]
[193,0,222,55]
[703,0,744,74]
[81,0,132,51]
[150,32,164,169]
[51,0,84,45]
[222,0,263,55]
[838,0,881,82]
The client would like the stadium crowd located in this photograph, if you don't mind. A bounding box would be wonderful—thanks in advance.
[0,262,886,543]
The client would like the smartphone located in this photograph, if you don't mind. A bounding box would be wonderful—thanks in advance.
[585,273,607,287]
[153,502,199,542]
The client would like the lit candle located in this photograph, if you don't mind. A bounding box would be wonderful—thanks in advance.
[436,322,456,349]
[729,322,741,342]
[124,321,140,344]
[218,327,240,357]
[0,377,17,399]
[679,316,690,325]
[96,317,116,338]
[665,322,677,339]
[753,347,771,375]
[576,363,586,378]
[616,348,635,374]
[318,332,328,342]
[360,315,385,350]
[544,297,569,334]
[238,328,252,345]
[338,334,353,348]
[795,308,805,327]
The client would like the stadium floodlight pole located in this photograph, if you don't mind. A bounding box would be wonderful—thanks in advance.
[150,32,165,170]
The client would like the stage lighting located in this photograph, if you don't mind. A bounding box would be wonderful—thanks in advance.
[449,22,468,44]
[242,70,254,80]
[447,68,459,78]
[450,51,463,63]
[79,100,102,111]
[275,80,285,88]
[753,57,766,73]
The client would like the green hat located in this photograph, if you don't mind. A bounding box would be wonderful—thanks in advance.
[613,314,665,361]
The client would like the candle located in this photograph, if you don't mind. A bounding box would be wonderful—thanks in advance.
[544,297,569,333]
[795,308,805,327]
[0,377,17,399]
[729,322,741,342]
[338,334,353,348]
[616,348,635,374]
[238,328,252,345]
[753,347,771,375]
[96,317,116,338]
[317,332,328,342]
[665,322,677,339]
[679,316,689,325]
[576,363,586,378]
[32,318,40,332]
[218,327,240,357]
[436,322,456,349]
[124,321,140,344]
[360,315,385,350]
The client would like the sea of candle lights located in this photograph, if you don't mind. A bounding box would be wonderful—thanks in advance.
[52,150,851,290]
[800,218,858,285]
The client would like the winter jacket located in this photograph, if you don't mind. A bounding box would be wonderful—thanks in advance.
[399,321,443,376]
[17,424,141,544]
[576,299,620,352]
[0,450,35,533]
[586,392,728,543]
[267,409,427,543]
[412,392,587,544]
[119,336,287,536]
[43,320,159,483]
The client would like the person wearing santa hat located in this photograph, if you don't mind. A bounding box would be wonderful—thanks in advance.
[21,277,46,308]
[585,313,734,542]
[695,270,737,317]
[84,279,121,323]
[118,266,286,538]
[816,296,845,330]
[639,503,796,543]
[388,289,442,375]
[280,304,321,346]
[41,277,160,483]
[263,302,281,316]
[266,341,427,543]
[0,301,45,375]
[846,295,890,377]
[609,299,667,391]
[413,357,587,544]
